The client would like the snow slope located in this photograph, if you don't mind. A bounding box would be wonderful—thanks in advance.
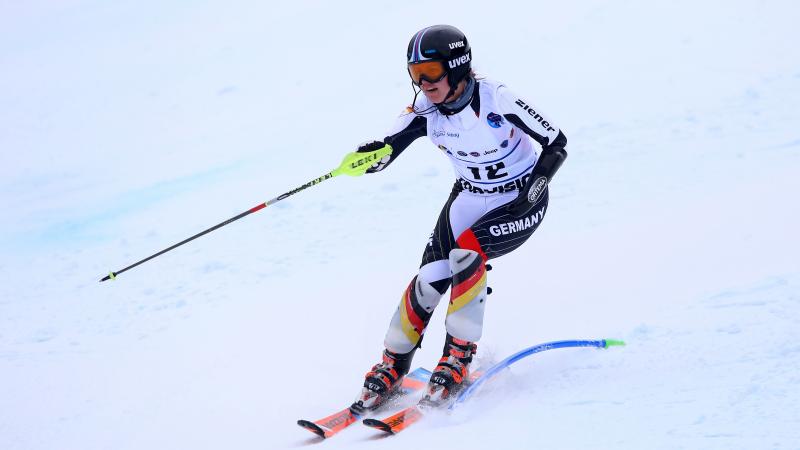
[1,0,798,449]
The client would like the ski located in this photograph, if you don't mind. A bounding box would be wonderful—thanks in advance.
[363,339,625,436]
[296,366,431,439]
[297,407,359,439]
[362,403,427,434]
[362,371,482,435]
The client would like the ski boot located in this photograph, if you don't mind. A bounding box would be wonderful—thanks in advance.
[351,348,414,414]
[420,335,477,407]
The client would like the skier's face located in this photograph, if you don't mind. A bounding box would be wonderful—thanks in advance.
[419,76,451,104]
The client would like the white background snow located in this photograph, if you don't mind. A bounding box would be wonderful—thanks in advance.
[1,0,798,448]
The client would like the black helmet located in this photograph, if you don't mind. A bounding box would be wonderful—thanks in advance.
[407,25,472,91]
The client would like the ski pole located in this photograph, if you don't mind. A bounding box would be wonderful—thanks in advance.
[99,145,393,282]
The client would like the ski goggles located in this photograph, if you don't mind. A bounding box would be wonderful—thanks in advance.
[407,60,447,86]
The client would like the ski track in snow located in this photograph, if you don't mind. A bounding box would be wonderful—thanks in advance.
[1,1,799,449]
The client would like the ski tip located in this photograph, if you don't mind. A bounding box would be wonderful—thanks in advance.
[603,339,626,348]
[297,420,327,439]
[362,418,394,434]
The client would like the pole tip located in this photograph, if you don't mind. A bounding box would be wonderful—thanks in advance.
[99,271,117,282]
[603,339,626,348]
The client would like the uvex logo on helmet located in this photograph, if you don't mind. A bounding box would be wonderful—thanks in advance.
[449,41,465,49]
[448,53,470,69]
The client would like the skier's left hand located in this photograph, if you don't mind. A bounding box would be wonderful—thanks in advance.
[505,174,548,217]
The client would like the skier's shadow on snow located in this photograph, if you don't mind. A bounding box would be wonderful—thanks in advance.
[292,436,325,447]
[363,432,393,441]
[291,431,392,446]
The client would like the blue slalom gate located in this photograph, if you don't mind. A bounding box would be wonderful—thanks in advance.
[452,339,625,409]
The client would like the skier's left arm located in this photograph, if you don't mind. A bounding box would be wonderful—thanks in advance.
[497,85,568,216]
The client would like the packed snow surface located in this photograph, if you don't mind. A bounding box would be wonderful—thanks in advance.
[1,1,798,449]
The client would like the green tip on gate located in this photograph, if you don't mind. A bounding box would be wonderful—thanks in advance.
[603,339,626,348]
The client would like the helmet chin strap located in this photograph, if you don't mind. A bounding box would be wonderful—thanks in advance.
[410,82,438,115]
[437,84,458,106]
[410,75,474,116]
[436,76,475,115]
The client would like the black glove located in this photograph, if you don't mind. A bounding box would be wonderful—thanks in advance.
[357,140,392,173]
[506,145,566,216]
[506,174,549,217]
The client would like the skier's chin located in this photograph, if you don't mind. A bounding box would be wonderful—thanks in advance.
[423,88,444,103]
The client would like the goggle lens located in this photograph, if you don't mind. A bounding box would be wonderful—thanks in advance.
[408,61,446,86]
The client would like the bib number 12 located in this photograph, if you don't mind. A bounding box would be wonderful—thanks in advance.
[467,162,508,180]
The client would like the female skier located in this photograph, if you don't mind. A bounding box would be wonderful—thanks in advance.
[351,24,568,411]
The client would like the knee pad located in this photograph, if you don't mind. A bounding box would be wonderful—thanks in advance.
[445,248,488,342]
[384,274,444,354]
